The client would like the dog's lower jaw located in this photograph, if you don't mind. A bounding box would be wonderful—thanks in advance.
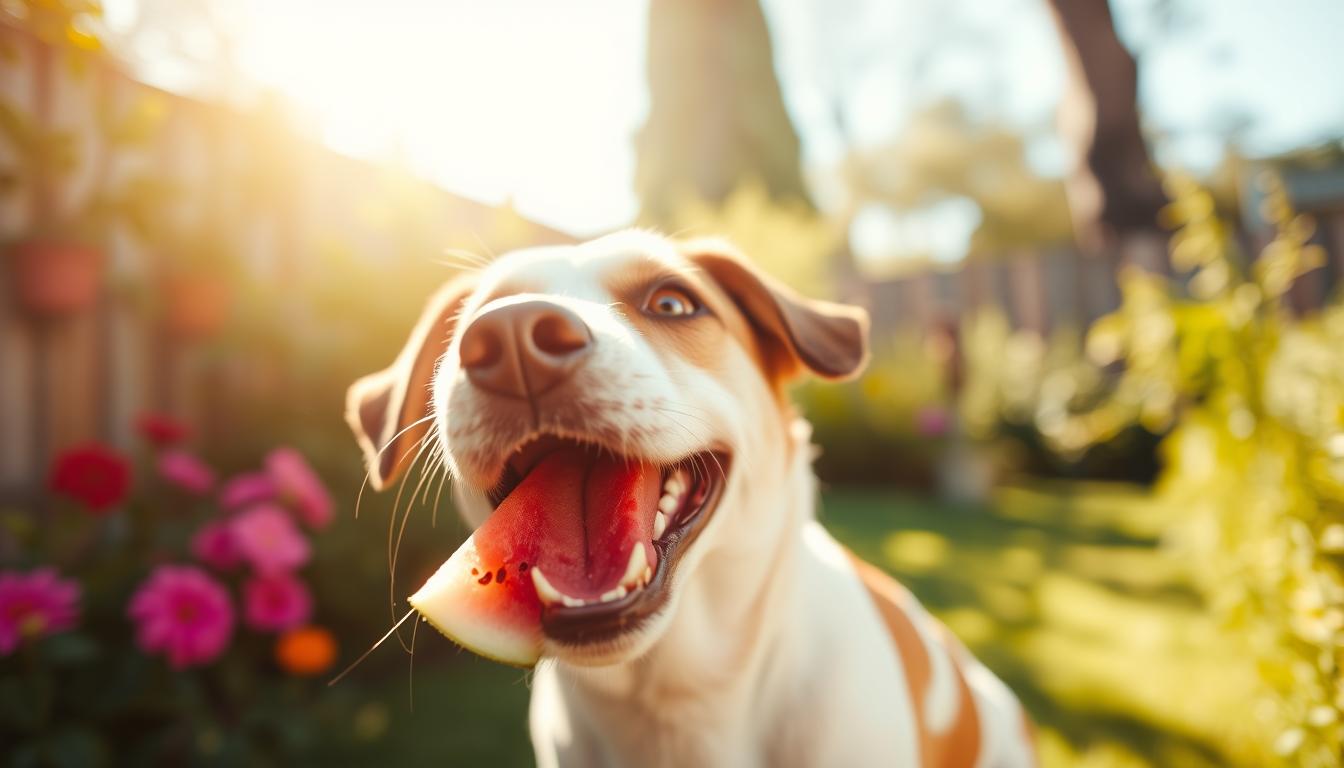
[529,420,821,768]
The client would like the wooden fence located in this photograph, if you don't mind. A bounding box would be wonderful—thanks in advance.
[0,26,572,501]
[864,200,1344,343]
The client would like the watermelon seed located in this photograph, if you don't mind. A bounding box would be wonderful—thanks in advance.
[471,568,479,576]
[478,571,493,585]
[497,567,507,583]
[519,562,529,571]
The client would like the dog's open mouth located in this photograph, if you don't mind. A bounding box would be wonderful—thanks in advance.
[483,434,729,647]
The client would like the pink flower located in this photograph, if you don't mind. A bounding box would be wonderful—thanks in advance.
[0,569,80,655]
[242,572,313,632]
[191,520,242,571]
[915,405,952,438]
[218,471,276,510]
[230,505,310,574]
[127,565,233,669]
[266,448,334,530]
[157,450,216,495]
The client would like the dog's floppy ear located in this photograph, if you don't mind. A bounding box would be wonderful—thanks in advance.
[685,239,869,382]
[345,275,476,490]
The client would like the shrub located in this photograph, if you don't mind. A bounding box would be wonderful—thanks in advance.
[1029,173,1342,766]
[0,416,347,764]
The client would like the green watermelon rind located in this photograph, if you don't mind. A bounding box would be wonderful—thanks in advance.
[407,534,543,668]
[408,593,540,668]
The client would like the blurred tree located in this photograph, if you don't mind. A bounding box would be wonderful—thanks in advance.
[635,0,811,225]
[842,100,1074,260]
[1046,0,1169,261]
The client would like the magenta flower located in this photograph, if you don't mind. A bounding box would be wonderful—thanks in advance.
[127,565,233,669]
[230,505,310,574]
[914,405,952,438]
[242,572,313,632]
[191,520,243,571]
[0,569,80,655]
[219,471,276,510]
[266,448,334,530]
[157,450,216,495]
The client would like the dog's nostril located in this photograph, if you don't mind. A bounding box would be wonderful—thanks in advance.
[459,324,503,370]
[531,313,590,356]
[460,299,592,399]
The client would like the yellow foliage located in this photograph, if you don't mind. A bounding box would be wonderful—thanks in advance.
[1023,173,1344,766]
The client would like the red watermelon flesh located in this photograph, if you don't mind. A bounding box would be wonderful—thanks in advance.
[409,447,662,666]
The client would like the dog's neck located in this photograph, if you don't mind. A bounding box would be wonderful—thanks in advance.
[550,416,819,758]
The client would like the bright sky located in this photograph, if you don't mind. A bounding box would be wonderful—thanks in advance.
[106,0,1344,240]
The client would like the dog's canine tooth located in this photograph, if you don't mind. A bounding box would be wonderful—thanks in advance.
[654,511,667,539]
[531,567,565,606]
[620,545,647,589]
[642,566,652,585]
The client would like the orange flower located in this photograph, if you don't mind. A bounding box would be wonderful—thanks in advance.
[275,625,337,676]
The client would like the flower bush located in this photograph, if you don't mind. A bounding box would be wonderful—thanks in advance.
[0,415,344,763]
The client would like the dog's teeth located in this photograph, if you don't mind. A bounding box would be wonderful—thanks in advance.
[658,494,678,514]
[664,476,684,497]
[561,596,585,608]
[531,567,565,607]
[600,585,628,603]
[642,565,652,585]
[620,545,648,589]
[654,511,667,539]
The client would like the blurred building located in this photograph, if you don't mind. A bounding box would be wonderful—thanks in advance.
[863,147,1344,344]
[866,248,1122,341]
[0,23,572,500]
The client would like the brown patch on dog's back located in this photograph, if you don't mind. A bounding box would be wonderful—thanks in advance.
[848,553,985,768]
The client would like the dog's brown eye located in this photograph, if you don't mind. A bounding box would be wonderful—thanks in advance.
[645,286,697,317]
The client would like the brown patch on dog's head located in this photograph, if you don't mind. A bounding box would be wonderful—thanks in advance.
[606,257,757,374]
[345,274,476,490]
[680,238,870,386]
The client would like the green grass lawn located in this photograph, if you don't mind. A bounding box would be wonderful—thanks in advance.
[332,483,1254,767]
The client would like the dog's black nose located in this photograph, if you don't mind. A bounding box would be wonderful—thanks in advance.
[458,298,593,400]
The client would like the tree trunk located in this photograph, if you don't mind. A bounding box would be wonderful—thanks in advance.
[636,0,811,226]
[1047,0,1168,265]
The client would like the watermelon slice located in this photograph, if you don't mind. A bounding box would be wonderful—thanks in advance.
[409,447,663,666]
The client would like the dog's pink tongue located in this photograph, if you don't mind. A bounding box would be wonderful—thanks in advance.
[485,450,660,600]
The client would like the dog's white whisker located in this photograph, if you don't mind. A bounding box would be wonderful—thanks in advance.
[327,608,416,688]
[388,427,440,653]
[408,611,419,713]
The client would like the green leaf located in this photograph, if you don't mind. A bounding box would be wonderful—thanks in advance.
[0,675,41,730]
[42,726,106,768]
[40,632,101,667]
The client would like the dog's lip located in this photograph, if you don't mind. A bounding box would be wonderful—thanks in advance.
[538,450,729,646]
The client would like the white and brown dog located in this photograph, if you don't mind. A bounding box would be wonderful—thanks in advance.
[346,230,1037,767]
